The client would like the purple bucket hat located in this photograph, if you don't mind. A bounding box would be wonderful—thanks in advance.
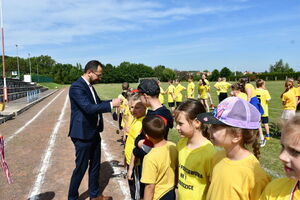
[197,97,261,129]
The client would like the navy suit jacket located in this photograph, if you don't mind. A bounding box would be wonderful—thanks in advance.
[68,77,112,140]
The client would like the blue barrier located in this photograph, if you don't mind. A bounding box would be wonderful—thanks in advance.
[26,89,41,103]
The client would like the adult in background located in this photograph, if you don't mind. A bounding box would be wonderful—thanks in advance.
[68,60,122,200]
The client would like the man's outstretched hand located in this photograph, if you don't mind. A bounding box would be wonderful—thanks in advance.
[112,98,122,107]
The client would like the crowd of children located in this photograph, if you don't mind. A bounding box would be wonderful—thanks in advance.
[116,77,300,200]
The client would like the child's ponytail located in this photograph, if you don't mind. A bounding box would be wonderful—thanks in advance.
[281,79,294,98]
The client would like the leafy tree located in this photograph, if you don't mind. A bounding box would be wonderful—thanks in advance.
[269,59,294,73]
[154,65,166,80]
[220,67,232,78]
[161,68,176,81]
[209,69,220,81]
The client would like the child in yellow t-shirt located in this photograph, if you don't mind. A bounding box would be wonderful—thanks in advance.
[174,79,186,108]
[198,97,271,200]
[141,115,178,200]
[260,115,300,200]
[187,76,195,99]
[124,93,147,200]
[214,77,222,101]
[116,82,130,134]
[296,77,300,112]
[166,80,176,113]
[281,79,297,120]
[198,79,210,112]
[157,80,165,105]
[216,77,231,102]
[231,83,248,101]
[255,79,272,146]
[175,99,216,200]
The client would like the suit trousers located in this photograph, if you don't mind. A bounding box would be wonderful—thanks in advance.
[68,135,101,200]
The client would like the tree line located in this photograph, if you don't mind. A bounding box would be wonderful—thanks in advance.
[0,55,298,84]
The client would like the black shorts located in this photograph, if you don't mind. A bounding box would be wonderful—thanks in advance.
[168,102,175,108]
[261,117,269,124]
[175,102,182,108]
[219,93,228,102]
[159,188,175,200]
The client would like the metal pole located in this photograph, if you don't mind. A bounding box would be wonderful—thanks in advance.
[37,62,39,82]
[0,0,7,102]
[28,53,31,76]
[16,44,20,79]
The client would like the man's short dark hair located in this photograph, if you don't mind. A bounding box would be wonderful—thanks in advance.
[84,60,103,73]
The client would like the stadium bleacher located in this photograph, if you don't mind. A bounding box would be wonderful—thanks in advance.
[0,78,48,102]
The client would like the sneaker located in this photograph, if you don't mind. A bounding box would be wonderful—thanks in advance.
[265,134,271,140]
[260,139,267,147]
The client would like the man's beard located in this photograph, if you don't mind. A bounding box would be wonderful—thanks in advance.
[89,78,100,85]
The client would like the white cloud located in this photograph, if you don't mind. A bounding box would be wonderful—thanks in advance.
[4,0,247,47]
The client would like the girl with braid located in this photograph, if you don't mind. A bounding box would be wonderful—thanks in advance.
[197,97,271,200]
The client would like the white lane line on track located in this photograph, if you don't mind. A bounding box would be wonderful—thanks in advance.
[5,90,65,146]
[103,118,131,200]
[28,94,69,200]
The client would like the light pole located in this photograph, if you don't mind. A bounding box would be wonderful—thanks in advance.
[16,44,20,79]
[28,53,31,76]
[0,0,7,102]
[37,61,39,83]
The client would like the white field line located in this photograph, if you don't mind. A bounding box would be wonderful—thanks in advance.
[103,118,131,200]
[28,94,69,200]
[5,90,65,146]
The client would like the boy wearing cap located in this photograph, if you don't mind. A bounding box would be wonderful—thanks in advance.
[137,79,173,139]
[135,79,174,163]
[197,97,270,200]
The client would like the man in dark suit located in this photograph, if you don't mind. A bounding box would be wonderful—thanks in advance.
[68,60,121,200]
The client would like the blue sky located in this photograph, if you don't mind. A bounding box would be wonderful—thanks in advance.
[3,0,300,72]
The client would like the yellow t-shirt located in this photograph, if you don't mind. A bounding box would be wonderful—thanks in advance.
[119,98,128,127]
[296,87,300,97]
[141,141,178,200]
[214,82,221,95]
[218,82,231,93]
[122,104,134,136]
[246,83,256,98]
[198,85,209,99]
[282,89,297,110]
[175,84,186,102]
[177,138,216,200]
[124,116,144,165]
[187,82,195,98]
[203,79,210,90]
[159,86,165,104]
[259,177,300,200]
[167,85,176,103]
[206,150,271,200]
[237,92,248,101]
[255,88,271,117]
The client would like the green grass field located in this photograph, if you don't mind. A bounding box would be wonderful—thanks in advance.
[94,81,287,178]
[38,82,68,89]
